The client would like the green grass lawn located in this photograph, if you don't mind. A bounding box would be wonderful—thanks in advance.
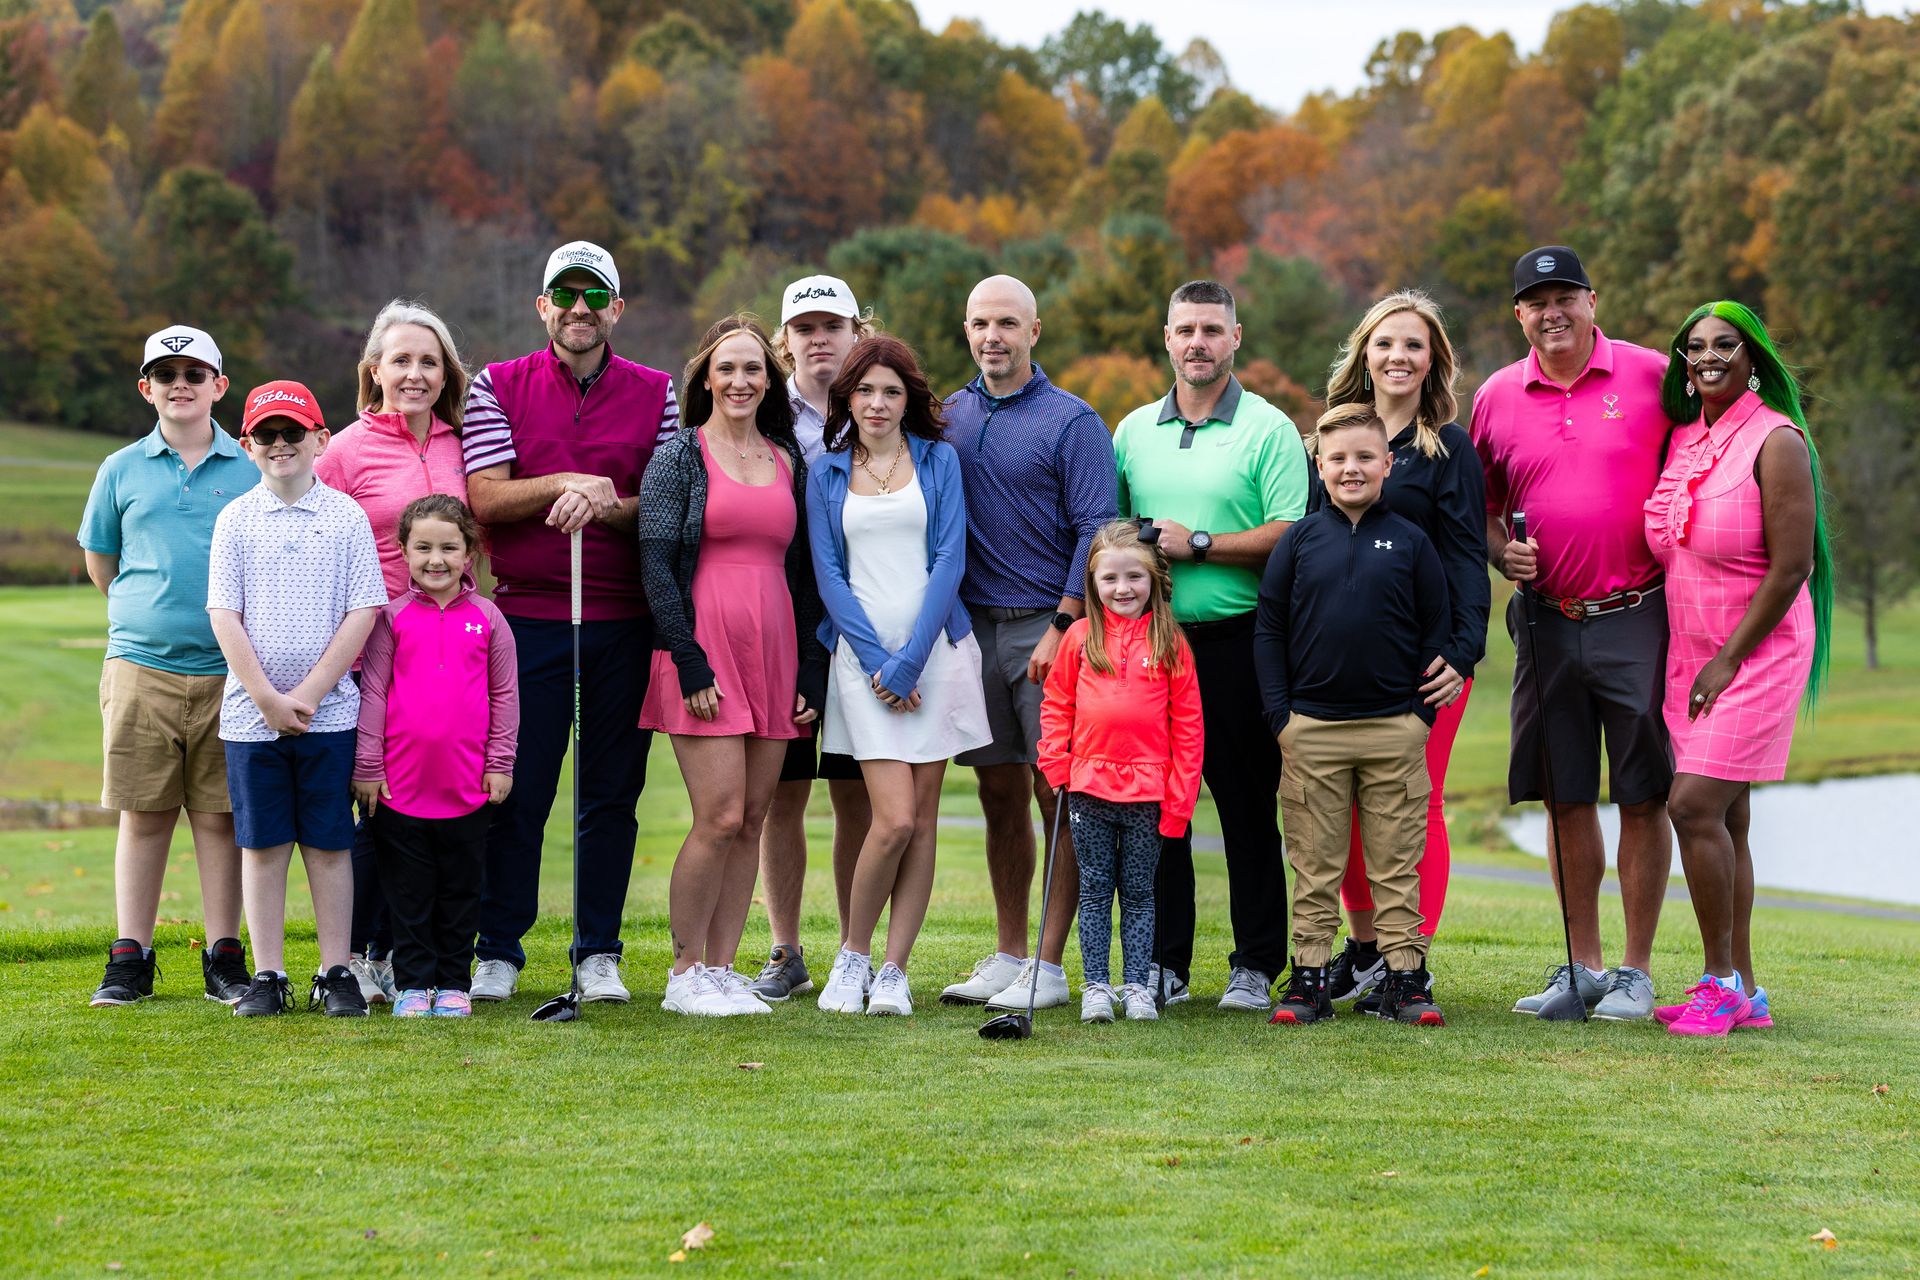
[0,421,129,585]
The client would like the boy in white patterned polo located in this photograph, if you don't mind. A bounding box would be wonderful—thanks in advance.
[207,381,387,1017]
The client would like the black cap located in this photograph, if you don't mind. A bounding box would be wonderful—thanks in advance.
[1512,246,1591,300]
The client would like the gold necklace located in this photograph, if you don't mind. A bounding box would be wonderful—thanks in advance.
[857,437,907,493]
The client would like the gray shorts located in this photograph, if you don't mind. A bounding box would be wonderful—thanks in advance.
[1507,592,1674,807]
[954,606,1053,768]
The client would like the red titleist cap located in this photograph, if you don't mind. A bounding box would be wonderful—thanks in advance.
[241,380,326,434]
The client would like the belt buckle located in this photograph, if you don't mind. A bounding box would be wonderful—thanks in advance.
[1559,596,1588,621]
[1623,589,1644,609]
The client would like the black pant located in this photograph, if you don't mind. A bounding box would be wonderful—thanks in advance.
[1154,613,1289,981]
[348,670,392,957]
[373,804,490,991]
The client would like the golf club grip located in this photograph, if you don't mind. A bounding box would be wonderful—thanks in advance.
[569,528,583,626]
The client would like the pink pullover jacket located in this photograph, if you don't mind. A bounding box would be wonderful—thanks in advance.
[354,577,519,819]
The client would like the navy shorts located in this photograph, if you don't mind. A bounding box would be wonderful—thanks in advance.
[225,730,357,850]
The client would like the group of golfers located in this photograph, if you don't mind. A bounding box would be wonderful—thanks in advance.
[78,235,1830,1036]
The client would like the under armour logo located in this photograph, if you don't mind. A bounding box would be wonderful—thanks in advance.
[1374,540,1393,549]
[161,335,194,353]
[465,622,483,634]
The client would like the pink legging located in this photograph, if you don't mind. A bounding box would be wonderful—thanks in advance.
[1338,679,1470,937]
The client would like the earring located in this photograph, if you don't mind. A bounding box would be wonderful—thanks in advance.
[1363,369,1373,392]
[1686,382,1695,398]
[1748,374,1761,392]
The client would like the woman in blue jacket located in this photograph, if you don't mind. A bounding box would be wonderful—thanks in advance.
[807,336,991,1016]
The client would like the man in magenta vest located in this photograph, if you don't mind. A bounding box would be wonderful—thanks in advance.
[461,241,679,1003]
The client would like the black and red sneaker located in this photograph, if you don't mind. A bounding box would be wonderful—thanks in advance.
[1376,965,1445,1026]
[1267,962,1332,1025]
[91,938,158,1007]
[202,937,252,1005]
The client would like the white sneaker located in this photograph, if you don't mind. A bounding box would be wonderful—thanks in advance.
[661,964,733,1016]
[939,952,1024,1005]
[348,953,392,1004]
[1218,966,1273,1012]
[1080,982,1116,1023]
[1118,983,1160,1021]
[712,965,773,1015]
[470,958,519,1002]
[985,959,1071,1011]
[575,953,631,1003]
[866,963,913,1016]
[817,948,871,1013]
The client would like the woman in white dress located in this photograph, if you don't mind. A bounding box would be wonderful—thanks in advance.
[805,336,991,1015]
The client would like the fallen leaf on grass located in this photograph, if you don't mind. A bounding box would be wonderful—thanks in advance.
[71,866,85,877]
[189,938,204,950]
[1378,1171,1398,1178]
[1238,1137,1252,1145]
[1162,1156,1181,1167]
[682,1222,715,1250]
[1871,1083,1890,1096]
[1474,1267,1490,1277]
[668,1250,687,1263]
[1810,1229,1837,1249]
[105,1265,122,1273]
[737,1062,764,1071]
[363,1229,377,1240]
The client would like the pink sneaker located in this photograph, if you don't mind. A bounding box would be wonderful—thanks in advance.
[432,990,473,1018]
[1667,978,1750,1037]
[1657,984,1771,1028]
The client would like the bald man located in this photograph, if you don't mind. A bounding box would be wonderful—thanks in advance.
[938,275,1118,1013]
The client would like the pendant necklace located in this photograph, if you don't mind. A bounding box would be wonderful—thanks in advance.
[858,438,907,493]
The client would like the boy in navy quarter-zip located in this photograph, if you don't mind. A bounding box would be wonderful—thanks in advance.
[1254,404,1451,1027]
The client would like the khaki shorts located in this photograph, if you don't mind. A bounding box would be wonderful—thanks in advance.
[99,658,231,812]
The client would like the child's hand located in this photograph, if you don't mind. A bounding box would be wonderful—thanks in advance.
[262,691,315,736]
[351,777,389,813]
[484,772,513,804]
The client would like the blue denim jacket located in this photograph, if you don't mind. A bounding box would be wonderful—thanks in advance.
[806,433,972,699]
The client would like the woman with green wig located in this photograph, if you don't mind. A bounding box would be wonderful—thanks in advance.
[1644,300,1833,1038]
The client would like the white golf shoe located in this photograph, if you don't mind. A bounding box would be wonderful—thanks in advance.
[939,952,1024,1005]
[817,948,871,1014]
[865,963,913,1016]
[470,958,519,1002]
[711,965,773,1014]
[984,959,1070,1011]
[661,964,734,1016]
[574,953,630,1003]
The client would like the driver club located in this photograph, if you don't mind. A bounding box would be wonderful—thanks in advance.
[979,788,1069,1040]
[532,529,586,1023]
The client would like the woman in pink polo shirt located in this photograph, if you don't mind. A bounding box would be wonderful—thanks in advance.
[1646,301,1832,1037]
[316,299,473,1004]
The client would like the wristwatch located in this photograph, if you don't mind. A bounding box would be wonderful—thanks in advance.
[1188,530,1213,563]
[1050,611,1075,632]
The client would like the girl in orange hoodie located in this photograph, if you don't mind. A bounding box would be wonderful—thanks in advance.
[1040,521,1204,1023]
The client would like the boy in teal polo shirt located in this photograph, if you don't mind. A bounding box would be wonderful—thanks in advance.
[1112,280,1310,1014]
[78,325,262,1008]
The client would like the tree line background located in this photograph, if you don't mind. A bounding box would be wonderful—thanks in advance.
[0,0,1915,654]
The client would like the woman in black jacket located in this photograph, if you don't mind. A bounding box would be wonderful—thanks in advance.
[638,314,827,1017]
[1310,290,1490,1007]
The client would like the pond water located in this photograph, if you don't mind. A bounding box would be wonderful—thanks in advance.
[1504,773,1920,907]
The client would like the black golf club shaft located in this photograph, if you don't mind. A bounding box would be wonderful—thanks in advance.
[1027,786,1068,1023]
[1515,512,1587,1021]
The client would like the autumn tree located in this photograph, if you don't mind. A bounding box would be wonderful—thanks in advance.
[828,225,991,391]
[63,9,145,156]
[1038,11,1197,156]
[1040,214,1190,367]
[1821,377,1920,670]
[976,69,1085,213]
[0,201,127,425]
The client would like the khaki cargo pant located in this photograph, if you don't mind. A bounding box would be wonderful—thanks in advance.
[1277,712,1431,971]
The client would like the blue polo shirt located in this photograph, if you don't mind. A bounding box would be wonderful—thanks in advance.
[78,422,259,674]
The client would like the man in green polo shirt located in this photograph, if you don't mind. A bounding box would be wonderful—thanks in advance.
[1113,279,1309,1013]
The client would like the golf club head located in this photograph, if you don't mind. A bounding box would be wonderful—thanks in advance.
[977,1012,1032,1040]
[530,991,580,1023]
[1534,986,1589,1022]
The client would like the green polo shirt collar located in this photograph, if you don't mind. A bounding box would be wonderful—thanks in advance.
[1154,376,1244,446]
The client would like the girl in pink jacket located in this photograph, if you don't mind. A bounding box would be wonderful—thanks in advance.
[353,496,518,1017]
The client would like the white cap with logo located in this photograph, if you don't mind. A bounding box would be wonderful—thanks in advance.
[781,275,860,326]
[141,325,223,375]
[543,241,620,296]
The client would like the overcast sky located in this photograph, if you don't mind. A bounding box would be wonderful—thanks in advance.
[911,0,1915,112]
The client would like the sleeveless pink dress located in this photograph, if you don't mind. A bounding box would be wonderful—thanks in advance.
[1643,391,1813,781]
[639,436,803,739]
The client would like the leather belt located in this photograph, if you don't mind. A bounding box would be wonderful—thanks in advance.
[1536,582,1662,621]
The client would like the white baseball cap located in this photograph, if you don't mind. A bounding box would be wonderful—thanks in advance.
[141,325,223,375]
[542,241,620,295]
[780,274,860,326]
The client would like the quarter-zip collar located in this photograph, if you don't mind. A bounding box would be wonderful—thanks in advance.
[358,408,456,449]
[405,568,480,611]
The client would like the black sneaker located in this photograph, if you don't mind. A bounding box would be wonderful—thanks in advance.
[91,939,158,1007]
[234,971,294,1017]
[1267,961,1333,1025]
[202,937,252,1005]
[1376,965,1445,1026]
[310,965,370,1017]
[1327,936,1384,1002]
[1357,964,1430,1016]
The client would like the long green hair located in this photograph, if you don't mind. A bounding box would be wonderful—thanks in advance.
[1660,301,1833,710]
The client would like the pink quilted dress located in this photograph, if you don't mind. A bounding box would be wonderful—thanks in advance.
[1643,391,1814,781]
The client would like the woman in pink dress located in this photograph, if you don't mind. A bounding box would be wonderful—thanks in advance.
[1644,301,1833,1037]
[638,315,826,1017]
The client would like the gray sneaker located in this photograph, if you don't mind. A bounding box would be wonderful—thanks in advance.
[1512,963,1607,1015]
[1593,965,1656,1021]
[749,944,813,1001]
[1218,966,1273,1012]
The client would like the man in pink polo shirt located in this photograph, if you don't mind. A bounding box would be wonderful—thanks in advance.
[1472,245,1676,1022]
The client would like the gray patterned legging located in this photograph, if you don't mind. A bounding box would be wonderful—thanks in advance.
[1068,792,1160,987]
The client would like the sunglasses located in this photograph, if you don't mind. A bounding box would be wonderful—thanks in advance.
[147,365,214,385]
[546,286,613,311]
[247,425,313,446]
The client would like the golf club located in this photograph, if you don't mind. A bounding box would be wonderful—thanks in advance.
[979,788,1069,1040]
[1513,512,1589,1023]
[532,528,586,1023]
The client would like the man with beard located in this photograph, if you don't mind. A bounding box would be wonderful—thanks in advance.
[460,241,679,1003]
[1111,280,1309,1013]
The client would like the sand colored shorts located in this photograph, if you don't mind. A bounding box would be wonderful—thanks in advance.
[99,657,231,812]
